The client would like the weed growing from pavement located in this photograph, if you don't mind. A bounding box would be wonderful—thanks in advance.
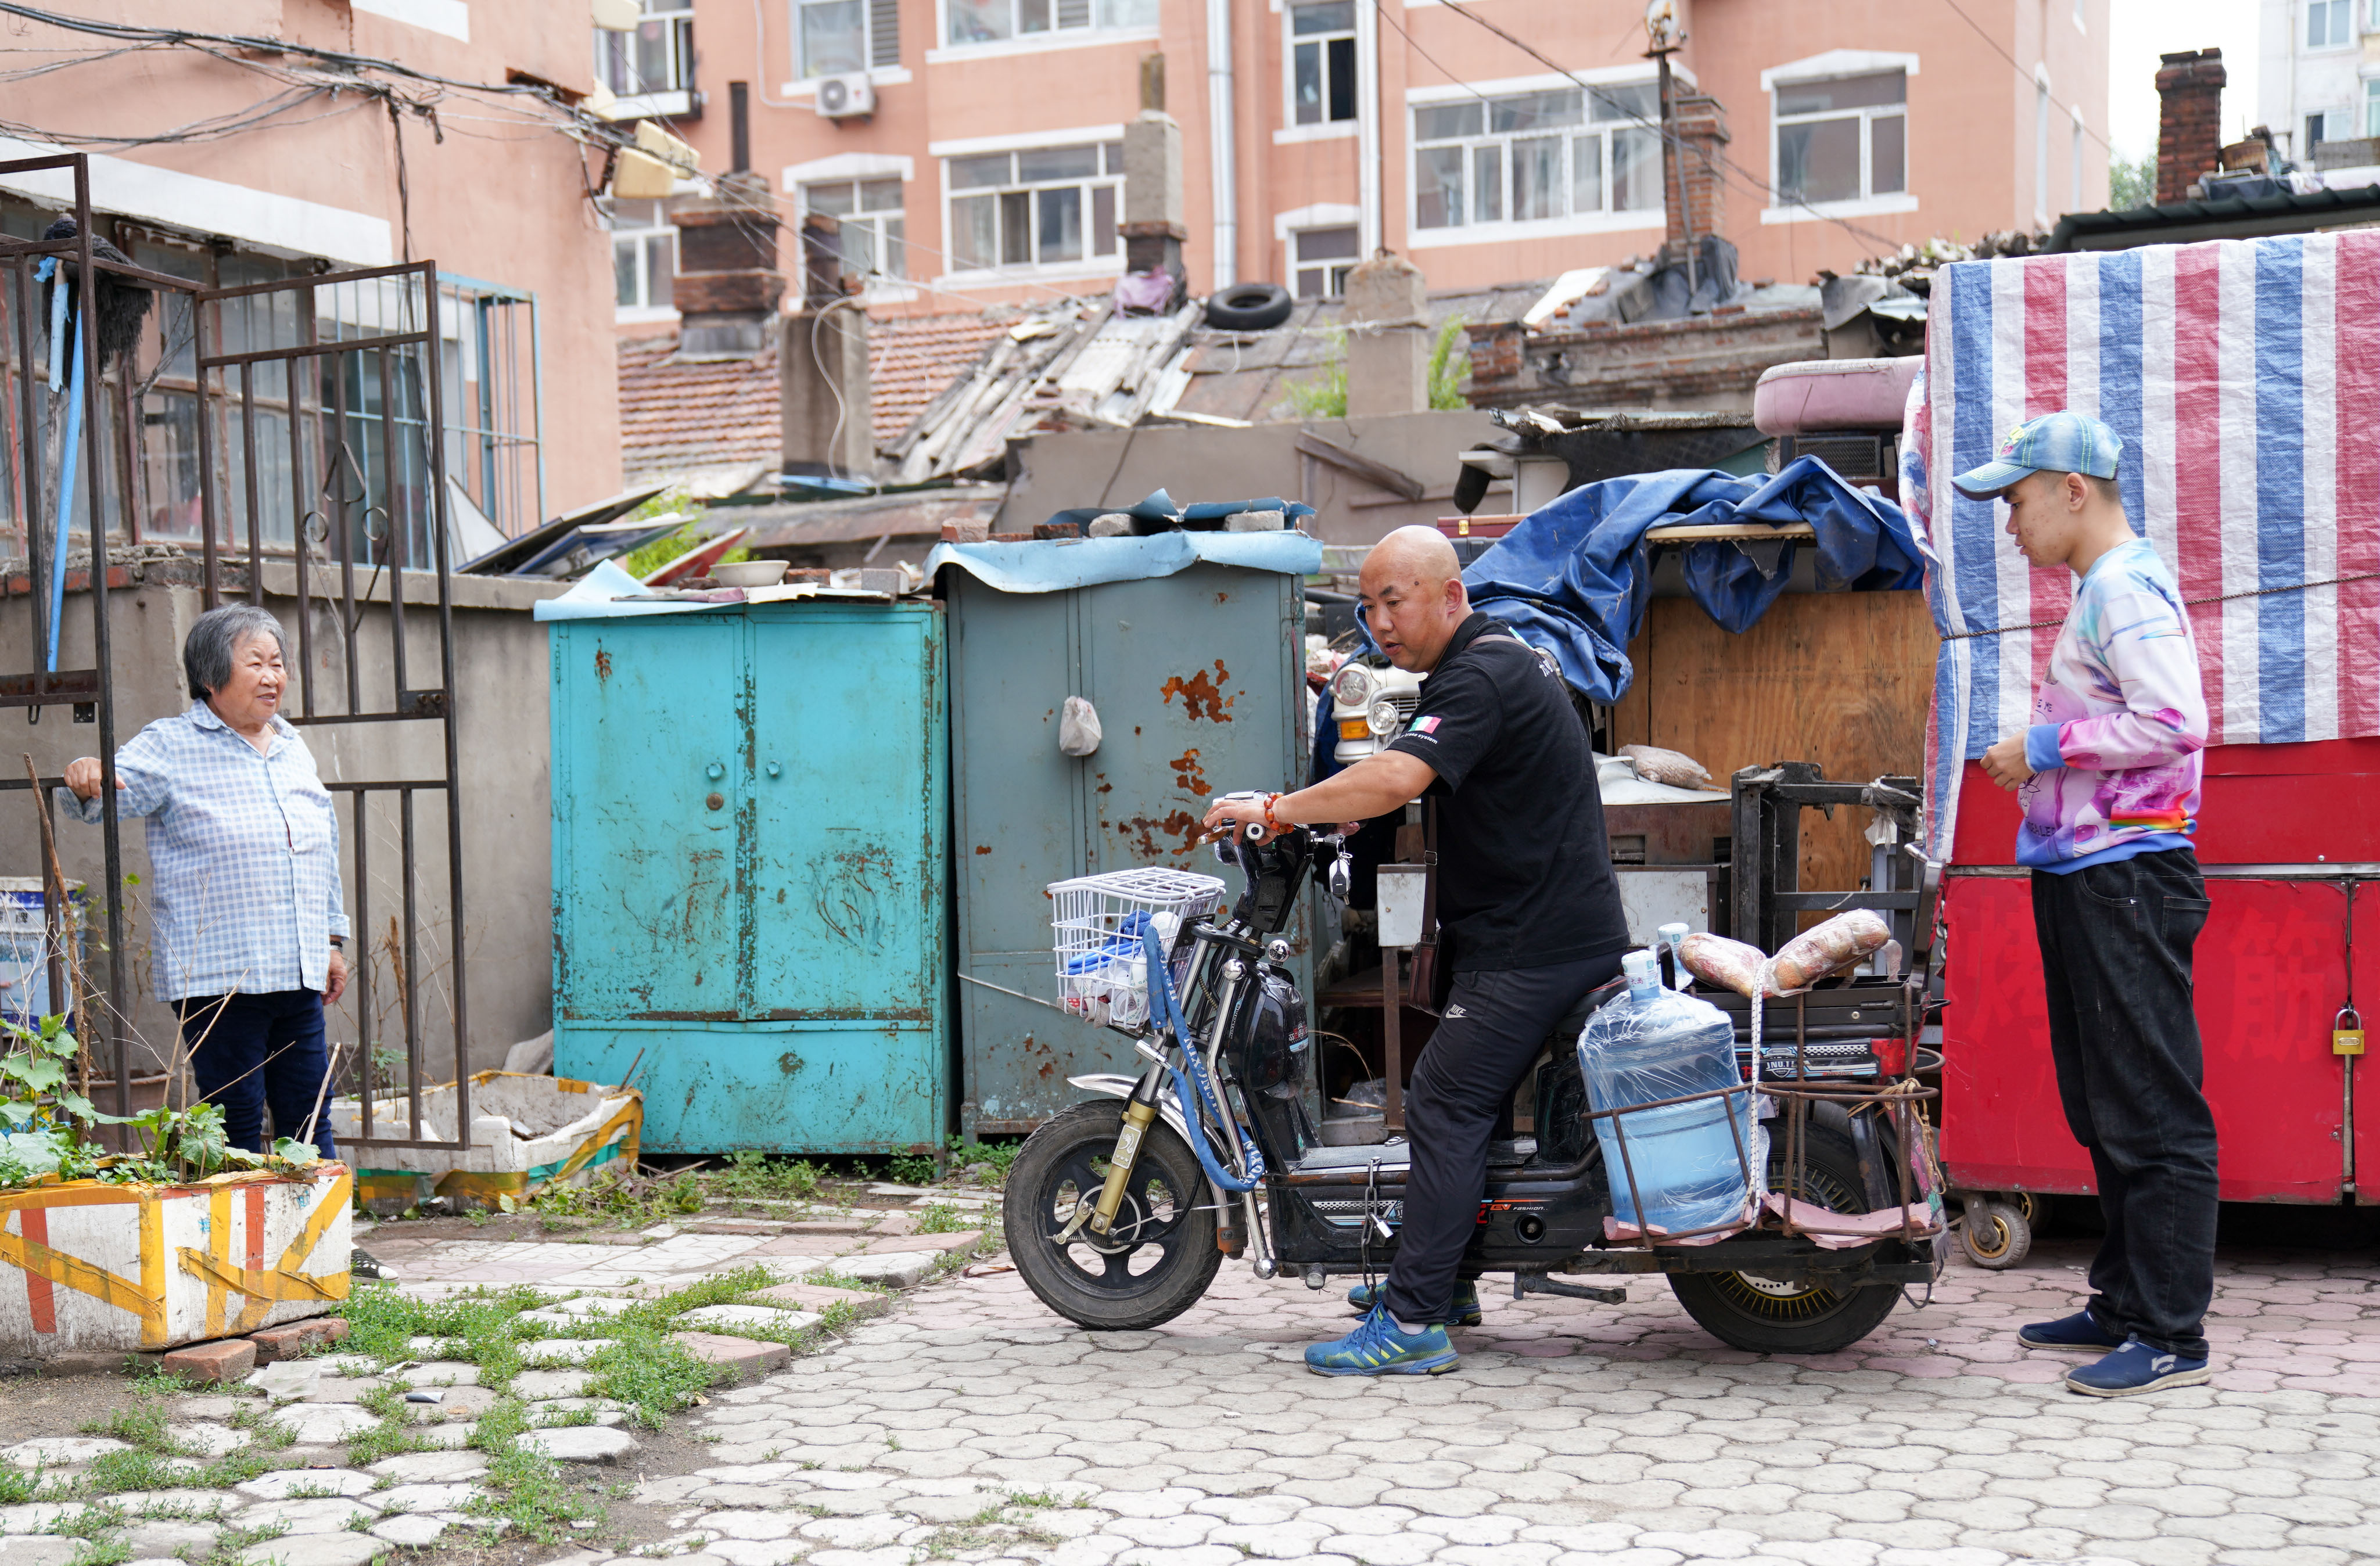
[340,1384,423,1467]
[467,1396,596,1543]
[76,1375,295,1496]
[195,1520,289,1566]
[709,1149,825,1202]
[912,1201,969,1234]
[0,1469,38,1504]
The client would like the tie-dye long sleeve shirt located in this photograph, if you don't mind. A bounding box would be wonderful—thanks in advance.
[2014,537,2207,872]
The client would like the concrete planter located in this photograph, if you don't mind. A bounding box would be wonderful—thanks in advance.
[0,1163,350,1357]
[328,1072,640,1213]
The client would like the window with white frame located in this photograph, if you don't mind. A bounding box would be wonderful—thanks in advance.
[947,143,1124,271]
[1773,70,1905,206]
[1412,82,1661,231]
[2367,81,2380,138]
[797,0,899,78]
[1288,1,1357,127]
[595,0,694,98]
[2310,0,2354,48]
[944,0,1157,46]
[1291,226,1358,297]
[2310,107,2356,148]
[803,178,906,280]
[606,198,676,314]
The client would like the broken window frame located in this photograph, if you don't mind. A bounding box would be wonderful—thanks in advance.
[1770,68,1908,211]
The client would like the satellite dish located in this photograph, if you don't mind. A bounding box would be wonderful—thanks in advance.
[1644,0,1682,50]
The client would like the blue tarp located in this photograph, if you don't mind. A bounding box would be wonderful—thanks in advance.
[1463,455,1924,705]
[925,528,1320,594]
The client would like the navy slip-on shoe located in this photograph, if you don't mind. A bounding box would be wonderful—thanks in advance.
[2066,1338,2211,1398]
[2018,1309,2126,1352]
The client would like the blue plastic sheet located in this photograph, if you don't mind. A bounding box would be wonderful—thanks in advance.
[1463,456,1923,705]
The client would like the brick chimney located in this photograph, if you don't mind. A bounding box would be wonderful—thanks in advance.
[670,171,784,358]
[1664,94,1728,253]
[2155,48,2225,205]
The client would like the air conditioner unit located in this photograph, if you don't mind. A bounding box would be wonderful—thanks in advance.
[814,73,875,119]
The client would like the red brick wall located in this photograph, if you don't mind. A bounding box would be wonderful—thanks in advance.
[1665,96,1729,249]
[2155,48,2227,205]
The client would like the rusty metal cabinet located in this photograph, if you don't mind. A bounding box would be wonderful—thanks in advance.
[948,562,1311,1136]
[548,601,948,1154]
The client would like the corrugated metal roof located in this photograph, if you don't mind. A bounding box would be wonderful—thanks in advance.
[2046,182,2380,252]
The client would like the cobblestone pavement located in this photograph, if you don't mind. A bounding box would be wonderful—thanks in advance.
[5,1222,2373,1566]
[635,1235,2378,1566]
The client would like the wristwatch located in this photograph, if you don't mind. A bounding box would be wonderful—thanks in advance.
[328,936,345,949]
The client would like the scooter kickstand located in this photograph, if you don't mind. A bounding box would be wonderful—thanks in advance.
[1513,1273,1627,1306]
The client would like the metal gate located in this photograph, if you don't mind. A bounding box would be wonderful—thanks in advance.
[2,153,472,1154]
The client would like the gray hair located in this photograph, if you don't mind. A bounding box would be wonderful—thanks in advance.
[183,604,289,699]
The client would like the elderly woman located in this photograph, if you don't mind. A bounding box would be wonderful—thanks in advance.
[60,603,350,1159]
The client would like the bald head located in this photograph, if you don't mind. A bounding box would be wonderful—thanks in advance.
[1358,525,1469,672]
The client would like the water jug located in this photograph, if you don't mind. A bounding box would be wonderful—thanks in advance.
[1577,950,1753,1234]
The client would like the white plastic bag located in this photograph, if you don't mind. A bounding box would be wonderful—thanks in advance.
[1060,695,1103,757]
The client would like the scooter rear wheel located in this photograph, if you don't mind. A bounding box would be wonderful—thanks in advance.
[1003,1099,1225,1331]
[1666,1122,1903,1355]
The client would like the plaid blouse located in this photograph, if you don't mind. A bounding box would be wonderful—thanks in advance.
[60,702,351,1001]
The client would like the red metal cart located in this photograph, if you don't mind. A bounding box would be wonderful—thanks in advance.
[1938,739,2380,1263]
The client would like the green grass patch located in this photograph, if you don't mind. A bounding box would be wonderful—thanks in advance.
[468,1398,596,1543]
[706,1150,824,1202]
[912,1201,970,1235]
[338,1280,543,1381]
[341,1384,423,1468]
[196,1520,289,1566]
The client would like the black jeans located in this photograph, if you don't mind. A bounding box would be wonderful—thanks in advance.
[2031,849,2217,1360]
[1380,953,1624,1327]
[175,990,340,1160]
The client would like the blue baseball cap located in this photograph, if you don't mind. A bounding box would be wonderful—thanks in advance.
[1952,410,2125,498]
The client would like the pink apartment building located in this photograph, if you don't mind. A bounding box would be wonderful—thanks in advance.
[603,0,2109,324]
[0,0,627,555]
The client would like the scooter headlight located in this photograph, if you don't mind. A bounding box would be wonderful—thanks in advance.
[1330,663,1376,710]
[1366,698,1402,738]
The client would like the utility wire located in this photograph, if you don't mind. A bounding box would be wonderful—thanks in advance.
[1936,0,2115,155]
[1415,0,1905,254]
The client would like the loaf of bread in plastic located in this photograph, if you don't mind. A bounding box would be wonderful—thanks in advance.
[1770,909,1894,992]
[1678,932,1769,998]
[1620,744,1713,790]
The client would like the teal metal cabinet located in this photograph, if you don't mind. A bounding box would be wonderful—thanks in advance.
[550,602,949,1153]
[950,561,1311,1134]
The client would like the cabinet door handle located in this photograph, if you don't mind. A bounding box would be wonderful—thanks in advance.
[764,760,783,779]
[706,761,726,781]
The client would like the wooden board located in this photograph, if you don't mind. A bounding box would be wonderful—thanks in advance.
[1611,591,1937,911]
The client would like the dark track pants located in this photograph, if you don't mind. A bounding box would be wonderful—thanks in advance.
[1379,953,1624,1327]
[2031,850,2217,1360]
[176,989,340,1160]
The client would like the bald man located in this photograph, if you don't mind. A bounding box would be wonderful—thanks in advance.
[1204,526,1629,1375]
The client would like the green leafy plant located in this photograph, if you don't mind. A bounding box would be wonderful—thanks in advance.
[947,1136,1021,1186]
[1279,315,1470,419]
[886,1151,938,1186]
[913,1202,969,1235]
[2,1014,320,1189]
[709,1148,824,1202]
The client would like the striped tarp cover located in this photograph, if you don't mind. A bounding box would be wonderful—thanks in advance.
[1901,232,2380,862]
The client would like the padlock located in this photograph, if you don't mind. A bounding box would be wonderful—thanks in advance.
[2335,1007,2366,1057]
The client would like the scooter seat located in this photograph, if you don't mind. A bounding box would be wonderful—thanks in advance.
[1552,975,1629,1043]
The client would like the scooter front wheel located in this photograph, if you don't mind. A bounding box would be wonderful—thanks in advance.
[1003,1100,1225,1331]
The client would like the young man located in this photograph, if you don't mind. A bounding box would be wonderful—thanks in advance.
[1203,526,1630,1376]
[1960,411,2219,1398]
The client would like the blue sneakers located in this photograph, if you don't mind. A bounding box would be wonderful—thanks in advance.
[1346,1278,1484,1328]
[1305,1305,1459,1377]
[2066,1338,2212,1398]
[2018,1309,2126,1352]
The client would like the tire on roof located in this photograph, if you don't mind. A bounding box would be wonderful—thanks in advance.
[1204,282,1294,332]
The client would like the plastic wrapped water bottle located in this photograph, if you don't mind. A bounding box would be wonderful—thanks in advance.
[1578,950,1754,1234]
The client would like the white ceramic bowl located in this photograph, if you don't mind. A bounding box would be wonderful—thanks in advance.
[710,559,789,588]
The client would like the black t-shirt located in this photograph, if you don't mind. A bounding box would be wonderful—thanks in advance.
[1384,613,1628,972]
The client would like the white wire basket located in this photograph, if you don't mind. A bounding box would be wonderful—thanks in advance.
[1048,867,1227,1028]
